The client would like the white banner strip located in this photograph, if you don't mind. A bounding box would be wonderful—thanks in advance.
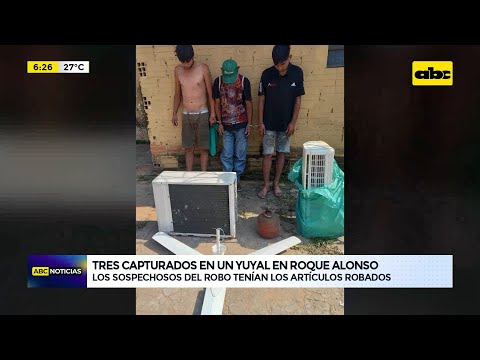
[87,255,452,288]
[58,61,89,73]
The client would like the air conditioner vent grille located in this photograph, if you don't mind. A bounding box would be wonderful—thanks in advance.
[169,184,231,235]
[302,141,335,189]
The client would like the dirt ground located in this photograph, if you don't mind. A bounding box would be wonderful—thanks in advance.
[136,144,344,315]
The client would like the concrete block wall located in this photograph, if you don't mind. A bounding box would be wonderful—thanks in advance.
[136,45,344,171]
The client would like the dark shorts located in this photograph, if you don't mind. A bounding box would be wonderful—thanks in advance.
[182,110,210,150]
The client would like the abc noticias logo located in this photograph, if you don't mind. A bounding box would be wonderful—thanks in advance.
[32,267,83,276]
[412,61,453,86]
[28,255,87,288]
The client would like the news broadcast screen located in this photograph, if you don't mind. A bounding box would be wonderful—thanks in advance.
[1,45,478,317]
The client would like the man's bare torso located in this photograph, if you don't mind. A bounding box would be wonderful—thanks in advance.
[176,62,208,112]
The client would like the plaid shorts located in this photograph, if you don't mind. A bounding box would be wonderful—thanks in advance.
[262,130,290,155]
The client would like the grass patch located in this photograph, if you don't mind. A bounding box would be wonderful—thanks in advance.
[136,221,147,229]
[311,236,340,242]
[292,237,343,255]
[137,174,157,182]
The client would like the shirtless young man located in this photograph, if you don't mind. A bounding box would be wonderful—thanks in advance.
[172,45,216,171]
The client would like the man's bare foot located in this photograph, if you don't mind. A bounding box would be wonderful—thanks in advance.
[257,186,270,199]
[273,184,283,197]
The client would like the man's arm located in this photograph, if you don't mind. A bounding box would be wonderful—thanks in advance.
[212,77,223,135]
[172,67,182,126]
[215,98,224,135]
[286,96,301,136]
[286,67,305,136]
[203,64,216,125]
[243,77,253,137]
[257,72,266,136]
[258,95,265,136]
[245,100,253,137]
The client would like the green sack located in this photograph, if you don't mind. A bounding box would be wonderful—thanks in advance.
[209,123,218,156]
[288,158,344,238]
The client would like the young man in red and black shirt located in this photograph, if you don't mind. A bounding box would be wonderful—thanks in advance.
[213,59,253,185]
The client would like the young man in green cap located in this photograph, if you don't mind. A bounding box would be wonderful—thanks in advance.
[213,59,253,185]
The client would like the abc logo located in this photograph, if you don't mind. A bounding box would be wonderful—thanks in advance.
[415,67,451,80]
[32,267,49,276]
[412,61,453,86]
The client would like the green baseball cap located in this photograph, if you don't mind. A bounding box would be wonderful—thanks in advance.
[221,59,238,84]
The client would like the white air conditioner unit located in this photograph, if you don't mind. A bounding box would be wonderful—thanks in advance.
[302,141,335,189]
[152,171,237,238]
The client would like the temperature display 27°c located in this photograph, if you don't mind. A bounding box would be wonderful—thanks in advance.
[27,61,90,74]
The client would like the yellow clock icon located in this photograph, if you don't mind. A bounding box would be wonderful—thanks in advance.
[27,61,59,73]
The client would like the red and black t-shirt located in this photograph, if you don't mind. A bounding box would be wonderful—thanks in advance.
[213,75,252,132]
